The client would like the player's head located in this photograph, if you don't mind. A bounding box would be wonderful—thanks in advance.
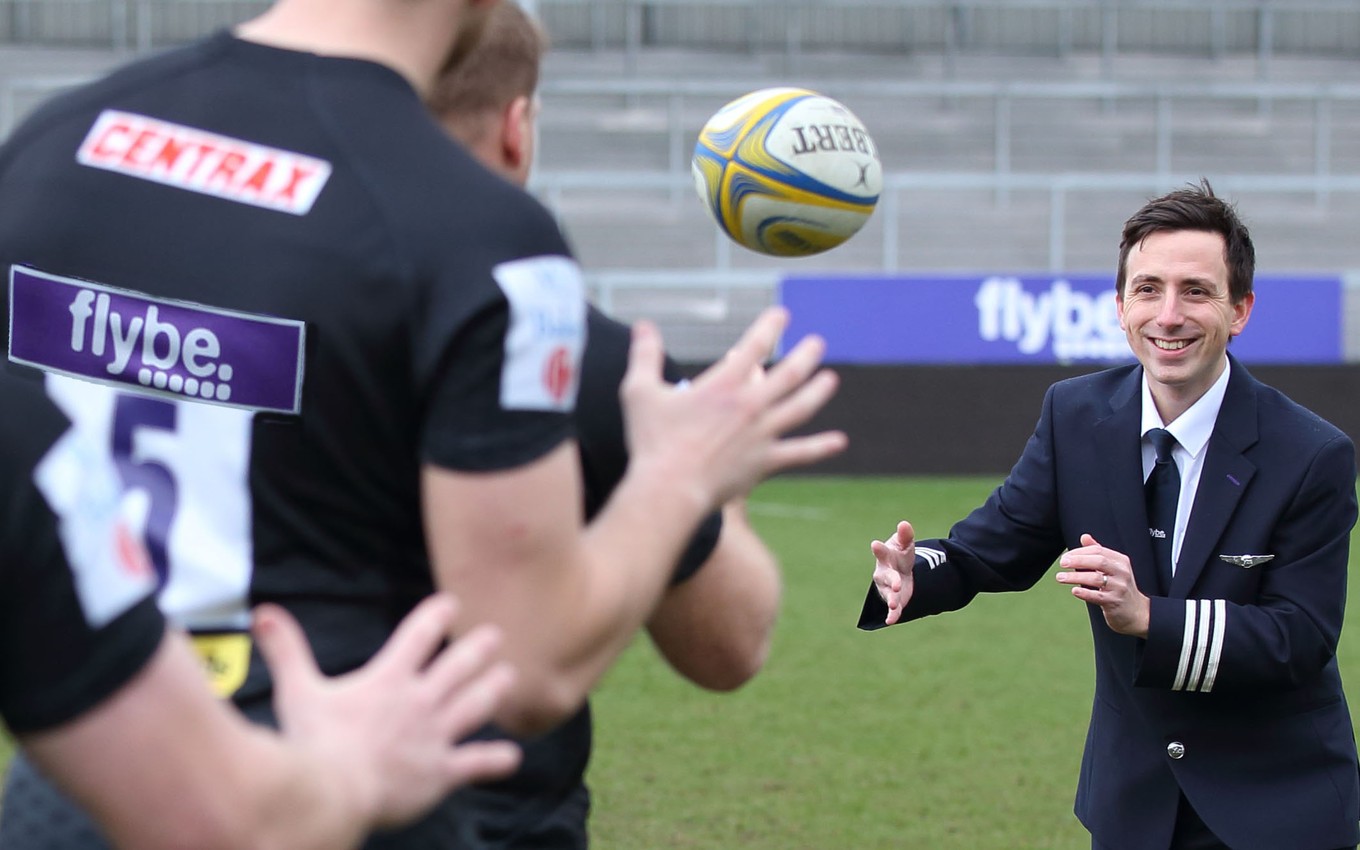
[1116,178,1255,305]
[430,0,546,187]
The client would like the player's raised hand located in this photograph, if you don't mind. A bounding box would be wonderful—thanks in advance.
[871,521,917,625]
[253,593,522,830]
[621,306,846,509]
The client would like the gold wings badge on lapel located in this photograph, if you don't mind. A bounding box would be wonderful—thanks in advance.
[1219,554,1275,568]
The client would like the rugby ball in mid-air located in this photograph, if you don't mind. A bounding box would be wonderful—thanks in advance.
[691,87,882,257]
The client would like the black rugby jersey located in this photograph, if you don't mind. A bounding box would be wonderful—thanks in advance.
[0,30,586,703]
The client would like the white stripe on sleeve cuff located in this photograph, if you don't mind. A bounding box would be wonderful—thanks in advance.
[1172,599,1226,693]
[917,547,946,569]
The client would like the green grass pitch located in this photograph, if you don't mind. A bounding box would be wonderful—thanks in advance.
[588,475,1360,849]
[4,475,1360,849]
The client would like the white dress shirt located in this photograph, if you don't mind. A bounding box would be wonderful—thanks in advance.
[1139,359,1232,575]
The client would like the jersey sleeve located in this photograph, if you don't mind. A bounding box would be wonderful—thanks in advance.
[576,306,723,585]
[413,186,586,474]
[0,389,165,734]
[0,575,164,736]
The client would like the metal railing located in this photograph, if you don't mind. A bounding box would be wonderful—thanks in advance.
[534,76,1360,200]
[16,74,1360,180]
[537,0,1360,80]
[535,168,1360,275]
[7,70,1359,273]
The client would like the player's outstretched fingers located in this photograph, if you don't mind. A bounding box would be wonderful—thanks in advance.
[758,332,828,404]
[442,738,523,791]
[871,542,904,578]
[760,365,840,437]
[434,657,517,744]
[762,427,848,475]
[894,521,915,546]
[622,319,666,396]
[424,622,506,706]
[367,592,461,675]
[428,637,520,788]
[253,602,324,699]
[698,306,790,387]
[756,362,846,475]
[873,567,901,597]
[727,306,789,365]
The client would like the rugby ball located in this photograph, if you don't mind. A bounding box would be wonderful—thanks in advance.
[691,87,882,257]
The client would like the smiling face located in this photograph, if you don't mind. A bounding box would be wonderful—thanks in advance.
[1116,229,1254,423]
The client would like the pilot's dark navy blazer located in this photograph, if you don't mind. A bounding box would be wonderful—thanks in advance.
[860,355,1360,850]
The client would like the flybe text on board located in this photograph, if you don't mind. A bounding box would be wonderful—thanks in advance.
[974,276,1129,361]
[779,273,1342,365]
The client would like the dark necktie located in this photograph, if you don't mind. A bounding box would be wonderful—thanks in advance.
[1146,428,1180,583]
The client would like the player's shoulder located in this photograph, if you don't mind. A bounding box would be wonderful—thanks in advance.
[335,106,568,270]
[414,146,561,245]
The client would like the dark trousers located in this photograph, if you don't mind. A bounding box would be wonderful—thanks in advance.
[1091,792,1358,850]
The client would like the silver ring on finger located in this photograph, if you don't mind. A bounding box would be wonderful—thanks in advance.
[1100,574,1109,589]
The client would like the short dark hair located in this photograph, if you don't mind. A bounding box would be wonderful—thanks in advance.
[1116,179,1255,304]
[428,1,547,138]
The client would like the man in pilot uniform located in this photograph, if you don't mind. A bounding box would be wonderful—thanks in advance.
[862,180,1359,850]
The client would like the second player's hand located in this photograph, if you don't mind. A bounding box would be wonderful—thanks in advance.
[1055,533,1151,638]
[255,593,522,830]
[621,307,847,510]
[871,520,917,625]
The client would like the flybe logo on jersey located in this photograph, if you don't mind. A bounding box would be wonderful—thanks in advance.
[76,110,332,215]
[8,266,306,414]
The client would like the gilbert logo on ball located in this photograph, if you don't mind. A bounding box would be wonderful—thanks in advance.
[692,87,881,257]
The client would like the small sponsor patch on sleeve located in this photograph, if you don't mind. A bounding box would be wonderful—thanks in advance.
[76,110,332,215]
[9,265,306,414]
[493,255,586,412]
